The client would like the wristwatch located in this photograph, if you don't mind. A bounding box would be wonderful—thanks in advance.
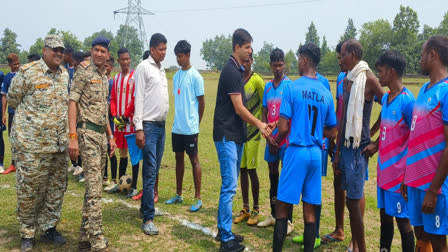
[108,135,114,140]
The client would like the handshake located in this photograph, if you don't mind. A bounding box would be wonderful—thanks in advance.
[113,116,130,130]
[260,121,279,155]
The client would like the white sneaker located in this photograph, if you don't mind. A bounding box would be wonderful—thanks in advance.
[73,166,83,176]
[287,220,294,235]
[79,176,85,182]
[257,215,276,227]
[68,164,75,173]
[104,181,117,191]
[0,165,4,173]
[103,179,110,186]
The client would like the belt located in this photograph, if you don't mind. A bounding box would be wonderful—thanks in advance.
[77,121,106,134]
[143,120,165,126]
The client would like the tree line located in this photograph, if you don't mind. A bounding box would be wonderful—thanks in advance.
[0,25,143,66]
[200,5,448,75]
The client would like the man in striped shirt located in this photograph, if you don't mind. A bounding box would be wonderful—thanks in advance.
[109,47,140,197]
[402,35,448,251]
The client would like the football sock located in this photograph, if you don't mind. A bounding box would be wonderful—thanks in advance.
[273,218,288,252]
[304,222,316,252]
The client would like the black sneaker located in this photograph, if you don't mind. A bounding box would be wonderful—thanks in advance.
[215,230,244,243]
[20,238,34,252]
[41,227,66,246]
[220,239,245,252]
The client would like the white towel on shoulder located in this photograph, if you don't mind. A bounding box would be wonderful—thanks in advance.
[345,60,371,148]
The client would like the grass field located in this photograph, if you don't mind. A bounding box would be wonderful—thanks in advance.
[0,73,426,251]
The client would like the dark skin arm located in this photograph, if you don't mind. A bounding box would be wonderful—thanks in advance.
[197,95,205,123]
[421,125,448,214]
[263,107,278,153]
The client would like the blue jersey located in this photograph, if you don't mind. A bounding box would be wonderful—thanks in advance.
[336,72,346,127]
[377,87,415,192]
[263,76,292,147]
[280,76,337,148]
[316,72,331,150]
[1,72,17,114]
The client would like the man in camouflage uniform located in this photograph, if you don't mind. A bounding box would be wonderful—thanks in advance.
[68,36,116,252]
[7,35,69,252]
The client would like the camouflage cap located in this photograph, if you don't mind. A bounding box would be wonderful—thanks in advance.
[44,35,65,49]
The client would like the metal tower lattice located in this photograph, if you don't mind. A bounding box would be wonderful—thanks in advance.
[114,0,154,51]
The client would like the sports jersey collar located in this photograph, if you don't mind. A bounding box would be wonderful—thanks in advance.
[424,76,448,93]
[386,87,407,107]
[271,75,287,89]
[302,75,318,80]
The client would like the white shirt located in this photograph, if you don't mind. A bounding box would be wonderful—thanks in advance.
[133,56,169,131]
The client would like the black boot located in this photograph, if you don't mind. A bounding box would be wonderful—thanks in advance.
[215,230,244,243]
[41,227,66,246]
[220,239,245,252]
[20,238,34,252]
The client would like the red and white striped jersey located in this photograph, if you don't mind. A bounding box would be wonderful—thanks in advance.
[110,70,136,133]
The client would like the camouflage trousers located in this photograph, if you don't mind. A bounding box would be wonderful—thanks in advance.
[15,151,68,239]
[78,128,108,251]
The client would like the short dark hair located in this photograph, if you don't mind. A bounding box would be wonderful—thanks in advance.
[27,53,40,62]
[336,40,346,54]
[270,48,285,63]
[376,50,406,77]
[7,53,19,64]
[149,33,167,48]
[142,50,150,60]
[426,36,448,67]
[64,45,73,54]
[343,39,363,60]
[106,55,115,65]
[232,28,252,51]
[174,40,191,55]
[298,42,321,66]
[83,51,91,58]
[72,51,84,63]
[117,47,130,58]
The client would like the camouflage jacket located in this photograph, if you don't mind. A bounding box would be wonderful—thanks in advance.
[7,59,69,154]
[69,59,109,127]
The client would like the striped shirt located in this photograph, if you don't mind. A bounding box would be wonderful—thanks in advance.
[405,77,448,194]
[377,88,415,192]
[110,70,135,133]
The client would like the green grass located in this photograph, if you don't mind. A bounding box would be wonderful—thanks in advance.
[0,73,427,251]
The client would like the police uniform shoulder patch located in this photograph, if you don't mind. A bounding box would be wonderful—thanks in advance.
[80,60,90,69]
[20,61,39,71]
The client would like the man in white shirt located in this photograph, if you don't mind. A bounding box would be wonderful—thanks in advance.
[134,33,169,235]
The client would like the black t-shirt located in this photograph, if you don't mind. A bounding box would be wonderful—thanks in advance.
[213,56,247,143]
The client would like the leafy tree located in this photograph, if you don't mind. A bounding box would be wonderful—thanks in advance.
[391,6,420,73]
[253,42,274,73]
[200,34,232,70]
[391,5,419,46]
[284,49,298,74]
[359,19,393,69]
[19,50,29,64]
[340,18,357,42]
[318,50,339,74]
[438,11,448,35]
[419,24,437,41]
[0,28,20,63]
[29,38,44,56]
[115,25,143,66]
[305,22,320,47]
[321,36,330,57]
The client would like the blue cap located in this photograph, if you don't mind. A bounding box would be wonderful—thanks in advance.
[91,36,110,50]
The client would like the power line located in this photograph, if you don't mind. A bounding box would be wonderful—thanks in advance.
[154,0,321,14]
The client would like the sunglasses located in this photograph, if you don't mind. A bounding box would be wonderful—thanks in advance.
[50,47,65,54]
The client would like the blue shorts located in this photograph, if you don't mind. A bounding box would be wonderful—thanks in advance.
[340,144,369,200]
[264,145,286,163]
[408,186,448,235]
[377,186,408,218]
[277,145,321,205]
[321,149,328,177]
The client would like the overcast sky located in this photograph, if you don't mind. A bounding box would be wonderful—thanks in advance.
[1,0,446,69]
